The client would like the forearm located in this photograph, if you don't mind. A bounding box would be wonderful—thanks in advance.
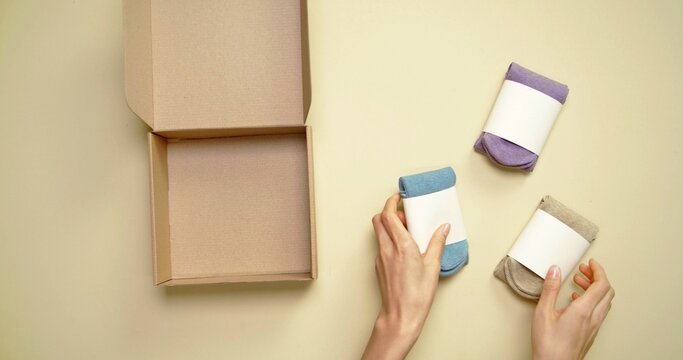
[362,314,421,360]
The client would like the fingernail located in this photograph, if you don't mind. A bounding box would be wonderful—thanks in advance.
[441,223,451,237]
[548,265,560,279]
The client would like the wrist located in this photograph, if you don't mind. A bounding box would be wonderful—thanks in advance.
[374,311,423,346]
[362,313,422,360]
[362,310,427,360]
[532,346,579,360]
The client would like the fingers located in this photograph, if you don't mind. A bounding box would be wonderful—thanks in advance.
[537,265,562,315]
[588,259,607,281]
[381,194,411,247]
[372,214,393,251]
[382,193,401,216]
[580,259,612,307]
[594,286,615,322]
[397,211,407,226]
[424,223,450,266]
[579,263,594,281]
[574,273,592,291]
[591,260,615,320]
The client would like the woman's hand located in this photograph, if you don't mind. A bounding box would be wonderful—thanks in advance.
[362,194,449,360]
[532,259,615,360]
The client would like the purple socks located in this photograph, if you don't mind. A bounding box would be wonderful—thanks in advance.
[474,63,569,172]
[474,133,539,172]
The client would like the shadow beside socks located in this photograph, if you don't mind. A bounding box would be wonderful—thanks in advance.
[399,167,469,276]
[494,196,598,300]
[474,63,569,172]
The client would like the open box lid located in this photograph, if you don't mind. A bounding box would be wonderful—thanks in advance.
[123,0,310,131]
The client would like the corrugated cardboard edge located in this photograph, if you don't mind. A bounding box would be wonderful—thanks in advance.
[123,0,154,127]
[306,125,317,279]
[161,273,312,286]
[148,133,171,284]
[301,0,311,119]
[155,125,305,140]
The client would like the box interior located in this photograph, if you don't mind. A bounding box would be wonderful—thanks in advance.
[149,127,315,284]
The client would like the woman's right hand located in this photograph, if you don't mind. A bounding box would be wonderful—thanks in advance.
[532,259,615,360]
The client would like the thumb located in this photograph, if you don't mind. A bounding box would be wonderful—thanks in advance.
[425,223,450,265]
[537,265,562,313]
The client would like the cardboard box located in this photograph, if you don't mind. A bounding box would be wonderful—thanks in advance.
[123,0,315,285]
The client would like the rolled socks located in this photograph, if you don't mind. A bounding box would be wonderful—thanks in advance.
[474,133,538,171]
[494,196,598,300]
[474,63,569,172]
[399,167,469,276]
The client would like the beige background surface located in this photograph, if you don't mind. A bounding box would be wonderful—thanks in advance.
[1,0,682,359]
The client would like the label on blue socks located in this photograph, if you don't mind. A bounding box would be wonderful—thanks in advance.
[399,167,469,276]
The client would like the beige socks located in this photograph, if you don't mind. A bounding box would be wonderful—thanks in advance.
[494,196,599,301]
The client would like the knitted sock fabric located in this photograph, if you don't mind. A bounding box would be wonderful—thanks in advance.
[399,167,469,276]
[493,195,598,300]
[474,63,569,172]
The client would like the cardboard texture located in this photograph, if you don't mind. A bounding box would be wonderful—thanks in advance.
[124,0,315,285]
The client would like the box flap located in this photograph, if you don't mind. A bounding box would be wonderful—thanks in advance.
[123,0,154,128]
[148,133,172,284]
[123,0,309,131]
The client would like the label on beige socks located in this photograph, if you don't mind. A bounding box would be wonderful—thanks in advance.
[403,186,467,253]
[508,209,589,280]
[483,80,563,155]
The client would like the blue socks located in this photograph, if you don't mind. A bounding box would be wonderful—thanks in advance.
[399,167,469,276]
[440,241,469,276]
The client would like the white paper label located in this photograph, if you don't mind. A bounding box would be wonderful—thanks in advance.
[483,80,563,155]
[508,209,590,280]
[403,186,467,254]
